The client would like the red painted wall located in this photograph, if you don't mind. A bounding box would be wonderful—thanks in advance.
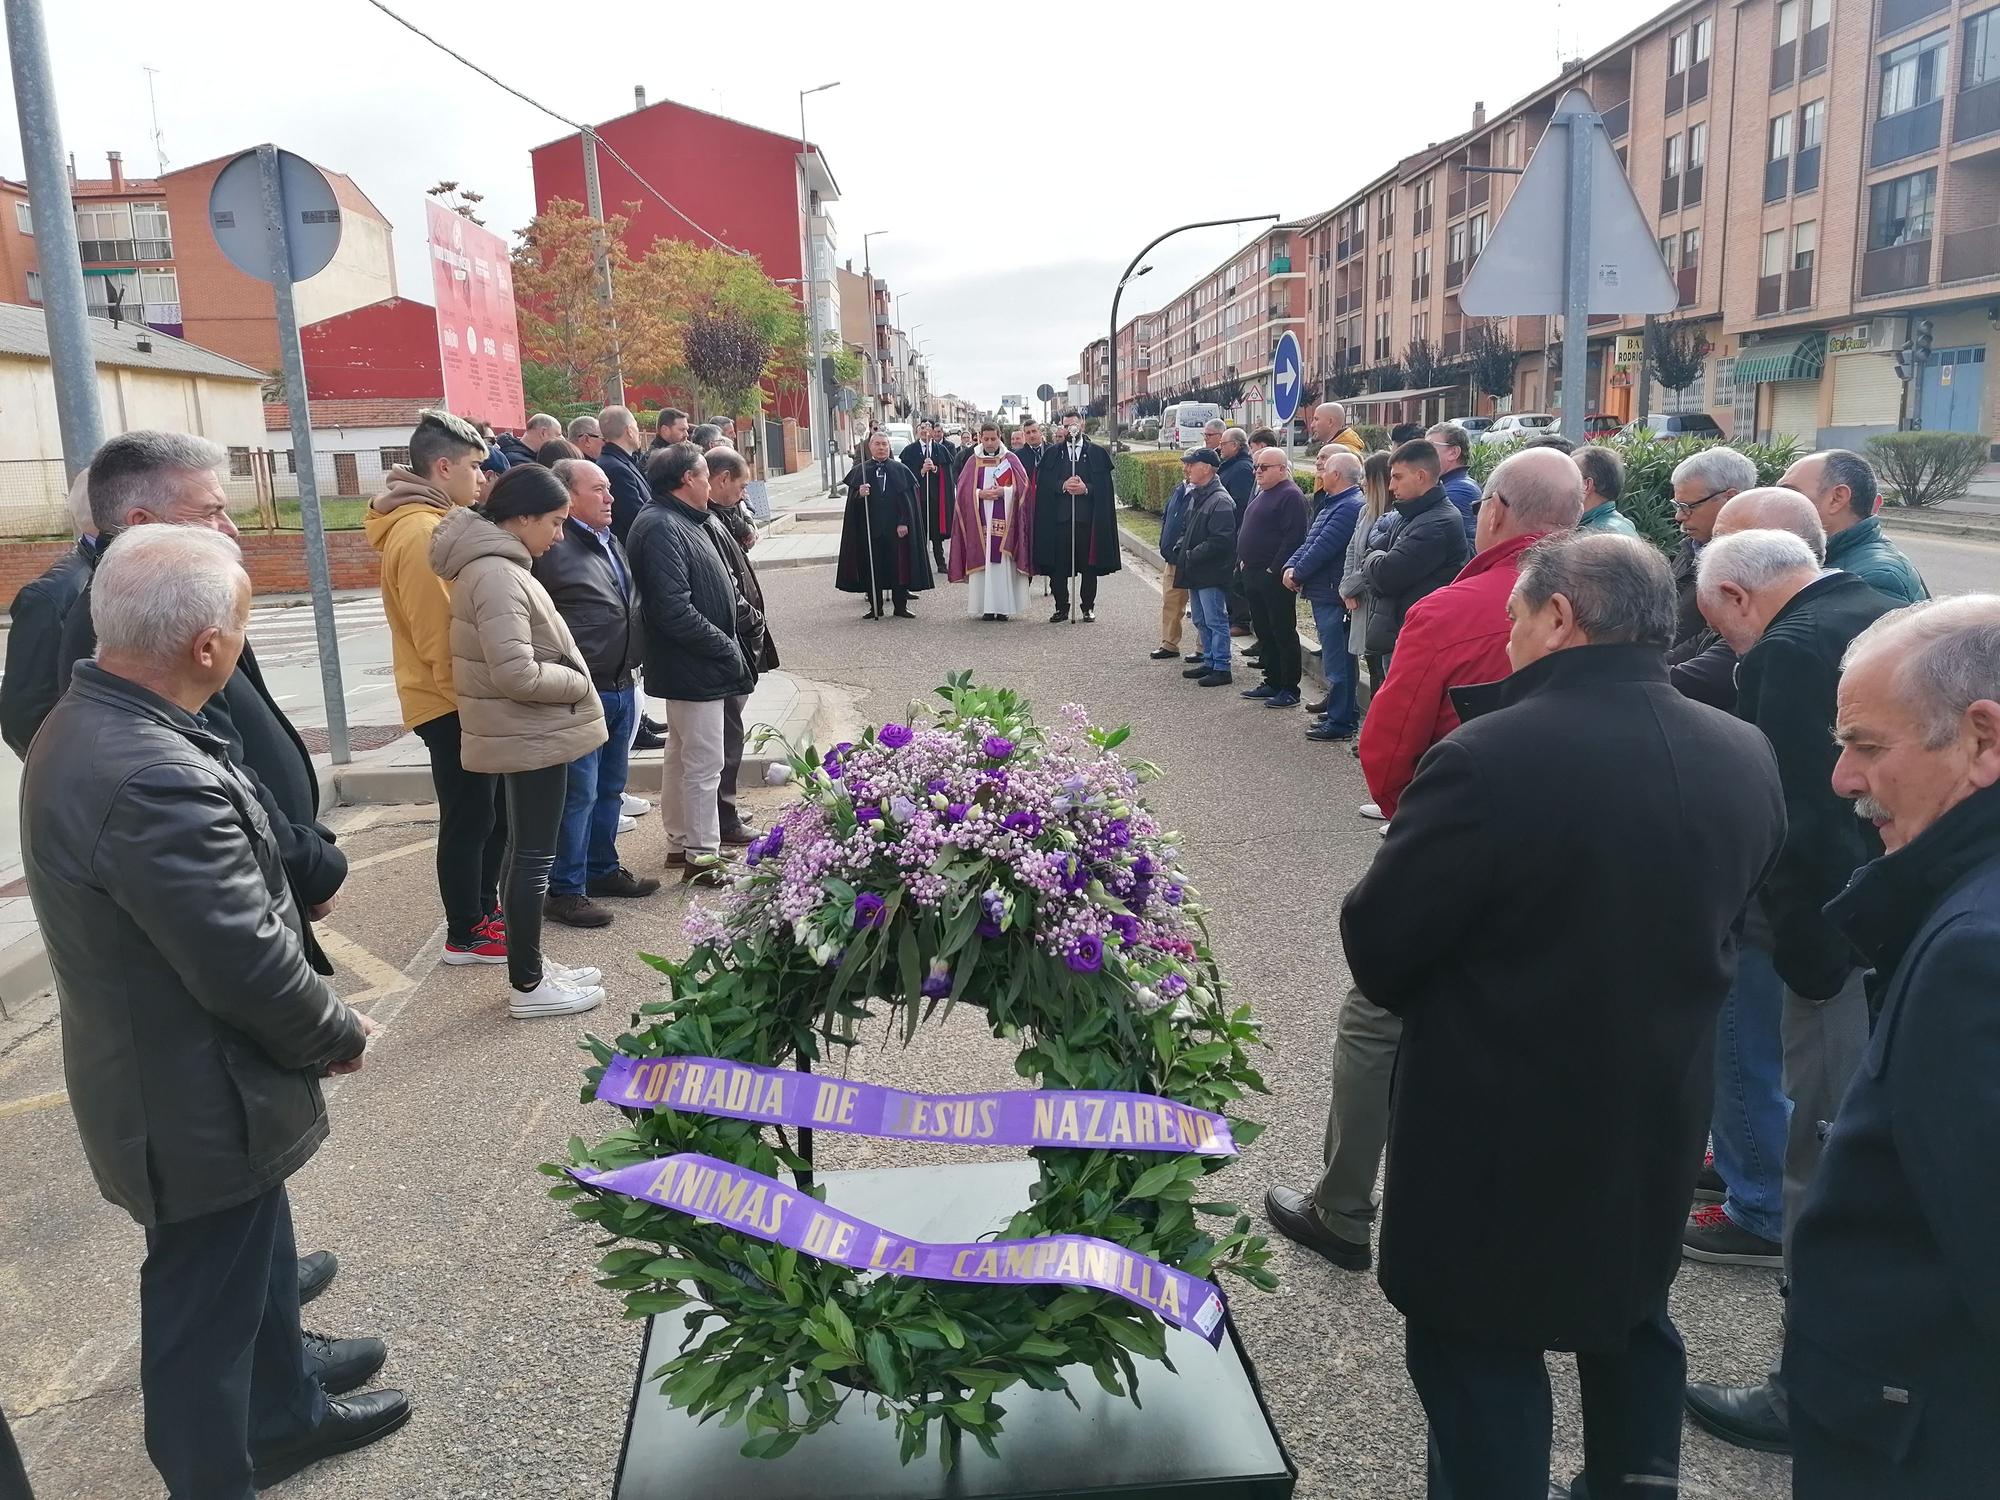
[302,297,443,400]
[530,101,814,425]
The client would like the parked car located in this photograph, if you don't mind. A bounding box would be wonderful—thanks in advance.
[1584,413,1621,438]
[1478,413,1557,445]
[1457,416,1497,439]
[1161,401,1222,446]
[1618,412,1725,440]
[1134,417,1161,441]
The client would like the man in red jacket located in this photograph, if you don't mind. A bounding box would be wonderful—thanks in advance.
[1359,446,1585,820]
[1267,444,1583,1272]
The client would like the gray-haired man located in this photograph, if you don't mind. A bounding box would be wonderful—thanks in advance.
[1666,445,1758,659]
[566,413,604,462]
[23,525,408,1496]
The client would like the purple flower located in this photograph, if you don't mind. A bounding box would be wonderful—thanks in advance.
[1160,972,1188,997]
[1132,854,1155,878]
[1002,810,1043,837]
[921,965,952,999]
[945,801,970,823]
[746,836,767,867]
[982,734,1015,761]
[822,741,853,777]
[879,722,914,749]
[853,893,886,929]
[1109,914,1141,946]
[855,806,882,824]
[976,914,1004,938]
[926,777,950,794]
[889,794,918,822]
[976,890,1005,938]
[1104,819,1132,848]
[762,824,784,858]
[1163,883,1185,906]
[1058,856,1090,894]
[1065,934,1105,973]
[846,777,874,799]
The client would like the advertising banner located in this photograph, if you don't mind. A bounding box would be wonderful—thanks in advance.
[426,201,525,431]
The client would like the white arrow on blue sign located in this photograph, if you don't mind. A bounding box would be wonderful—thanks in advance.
[1271,331,1302,426]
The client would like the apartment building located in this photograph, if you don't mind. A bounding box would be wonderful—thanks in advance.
[1141,224,1309,424]
[1118,0,2000,451]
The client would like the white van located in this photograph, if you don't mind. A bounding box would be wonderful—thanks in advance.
[880,422,916,452]
[1160,402,1221,447]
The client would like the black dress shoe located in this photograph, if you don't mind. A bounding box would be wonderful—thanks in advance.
[297,1250,337,1306]
[1185,652,1206,664]
[1182,665,1214,680]
[252,1389,412,1489]
[632,727,665,751]
[1264,1187,1371,1270]
[1303,697,1331,715]
[893,606,916,619]
[1049,607,1070,623]
[588,866,661,899]
[641,715,667,736]
[1684,1379,1790,1454]
[1080,608,1096,622]
[545,893,612,929]
[305,1333,387,1396]
[1149,647,1179,660]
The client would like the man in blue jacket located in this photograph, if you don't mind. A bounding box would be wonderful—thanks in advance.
[1151,470,1197,662]
[1427,421,1482,548]
[1217,429,1256,630]
[1785,594,2000,1499]
[1286,448,1365,740]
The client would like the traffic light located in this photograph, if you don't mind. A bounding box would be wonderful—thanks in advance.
[1911,318,1935,366]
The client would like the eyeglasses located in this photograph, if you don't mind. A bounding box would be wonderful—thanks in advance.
[1671,489,1726,515]
[1253,460,1288,472]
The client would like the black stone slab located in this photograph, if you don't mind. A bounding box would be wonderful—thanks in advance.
[613,1159,1295,1499]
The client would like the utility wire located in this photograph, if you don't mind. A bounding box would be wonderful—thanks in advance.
[358,0,745,255]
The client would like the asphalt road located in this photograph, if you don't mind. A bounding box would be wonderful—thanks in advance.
[2,544,1830,1499]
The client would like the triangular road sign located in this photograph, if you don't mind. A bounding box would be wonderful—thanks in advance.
[1460,88,1678,317]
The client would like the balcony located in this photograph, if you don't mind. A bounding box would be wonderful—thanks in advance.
[1443,329,1463,357]
[1677,266,1699,306]
[1411,274,1431,301]
[1269,255,1292,273]
[1445,259,1465,289]
[1683,164,1705,207]
[1788,265,1815,307]
[1662,174,1682,214]
[1765,157,1791,202]
[1872,101,1943,167]
[1413,205,1432,236]
[1468,175,1489,208]
[1602,99,1630,139]
[1689,57,1710,105]
[1860,238,1933,294]
[78,237,173,263]
[1376,276,1393,299]
[1802,23,1829,75]
[1940,224,2000,282]
[1878,0,1946,37]
[1757,273,1784,315]
[1956,80,2000,144]
[1771,41,1795,91]
[1667,69,1686,114]
[1795,144,1822,193]
[87,300,180,332]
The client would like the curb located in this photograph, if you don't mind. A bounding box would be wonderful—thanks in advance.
[1880,511,2000,541]
[330,747,796,807]
[0,930,51,1012]
[1117,523,1330,693]
[750,549,839,572]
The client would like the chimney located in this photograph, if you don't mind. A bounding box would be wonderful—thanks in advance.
[1472,101,1486,130]
[634,85,647,111]
[107,150,123,190]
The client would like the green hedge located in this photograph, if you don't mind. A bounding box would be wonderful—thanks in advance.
[1113,452,1316,514]
[1866,431,1990,508]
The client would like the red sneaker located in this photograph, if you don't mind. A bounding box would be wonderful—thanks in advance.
[443,930,507,965]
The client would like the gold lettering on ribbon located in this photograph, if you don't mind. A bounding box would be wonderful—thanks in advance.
[811,1081,860,1124]
[677,1064,708,1108]
[801,1212,855,1257]
[1084,1099,1106,1142]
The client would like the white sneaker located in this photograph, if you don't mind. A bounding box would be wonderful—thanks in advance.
[617,815,637,835]
[620,793,653,817]
[1358,802,1386,821]
[548,957,603,987]
[509,974,605,1019]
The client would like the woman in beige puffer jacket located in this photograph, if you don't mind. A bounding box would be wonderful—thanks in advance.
[430,465,608,1019]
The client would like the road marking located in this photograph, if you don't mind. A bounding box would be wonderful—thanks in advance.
[0,1088,66,1120]
[317,926,414,1007]
[344,836,436,873]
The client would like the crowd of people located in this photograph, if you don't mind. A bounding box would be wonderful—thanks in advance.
[0,382,1995,1499]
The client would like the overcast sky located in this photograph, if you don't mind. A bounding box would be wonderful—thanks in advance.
[4,0,1664,412]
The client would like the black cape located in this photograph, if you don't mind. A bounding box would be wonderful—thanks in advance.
[900,440,956,542]
[835,458,935,596]
[1032,439,1121,579]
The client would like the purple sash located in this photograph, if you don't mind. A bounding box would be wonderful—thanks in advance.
[573,1152,1229,1345]
[597,1054,1237,1156]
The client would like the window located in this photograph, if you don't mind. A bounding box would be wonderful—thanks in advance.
[1501,126,1519,166]
[1670,30,1691,72]
[1762,229,1789,275]
[1448,222,1468,264]
[1667,135,1686,176]
[1971,7,2000,88]
[1690,122,1708,167]
[1796,98,1825,189]
[1869,169,1937,247]
[379,446,411,470]
[1881,31,1949,114]
[1659,234,1679,270]
[1412,311,1429,341]
[1695,17,1714,59]
[1793,220,1818,268]
[1777,0,1800,45]
[1468,211,1488,257]
[1770,113,1794,159]
[24,268,40,302]
[1682,228,1702,267]
[131,203,170,247]
[1808,0,1829,26]
[13,200,29,235]
[228,447,254,479]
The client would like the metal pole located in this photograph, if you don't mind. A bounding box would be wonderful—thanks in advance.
[581,130,623,406]
[1636,314,1656,423]
[1560,104,1595,446]
[6,0,104,480]
[258,145,350,765]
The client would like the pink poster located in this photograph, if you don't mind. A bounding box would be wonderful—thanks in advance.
[426,201,526,431]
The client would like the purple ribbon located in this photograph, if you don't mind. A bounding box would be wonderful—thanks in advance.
[572,1152,1229,1346]
[597,1054,1237,1157]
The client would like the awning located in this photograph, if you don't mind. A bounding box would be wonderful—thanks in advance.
[1734,332,1826,386]
[1344,384,1459,407]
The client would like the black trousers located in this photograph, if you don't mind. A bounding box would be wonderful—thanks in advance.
[719,692,746,832]
[414,712,508,946]
[0,1399,31,1500]
[1404,1302,1685,1500]
[1244,570,1301,691]
[1048,571,1099,613]
[141,1184,326,1500]
[502,762,568,991]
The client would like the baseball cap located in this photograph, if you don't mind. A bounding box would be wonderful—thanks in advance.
[1182,446,1221,467]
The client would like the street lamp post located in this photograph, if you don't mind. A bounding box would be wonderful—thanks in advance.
[799,81,840,492]
[862,228,889,424]
[1106,215,1280,451]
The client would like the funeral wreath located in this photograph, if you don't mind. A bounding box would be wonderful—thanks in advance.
[547,674,1275,1467]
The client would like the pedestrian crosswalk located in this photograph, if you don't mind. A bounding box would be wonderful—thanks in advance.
[247,596,388,668]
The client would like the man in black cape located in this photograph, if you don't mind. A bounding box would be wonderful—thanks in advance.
[837,431,934,619]
[900,418,955,573]
[1033,410,1120,622]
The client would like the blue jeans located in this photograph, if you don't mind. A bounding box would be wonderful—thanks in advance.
[554,685,635,896]
[1310,600,1360,734]
[1710,943,1788,1243]
[1191,587,1231,673]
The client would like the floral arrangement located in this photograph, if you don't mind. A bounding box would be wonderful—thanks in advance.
[549,674,1274,1468]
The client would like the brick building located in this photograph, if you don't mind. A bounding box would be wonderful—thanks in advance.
[1118,0,2000,451]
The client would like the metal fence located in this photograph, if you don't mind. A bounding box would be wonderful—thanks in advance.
[0,449,404,539]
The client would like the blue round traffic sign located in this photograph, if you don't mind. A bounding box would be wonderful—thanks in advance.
[1272,331,1302,426]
